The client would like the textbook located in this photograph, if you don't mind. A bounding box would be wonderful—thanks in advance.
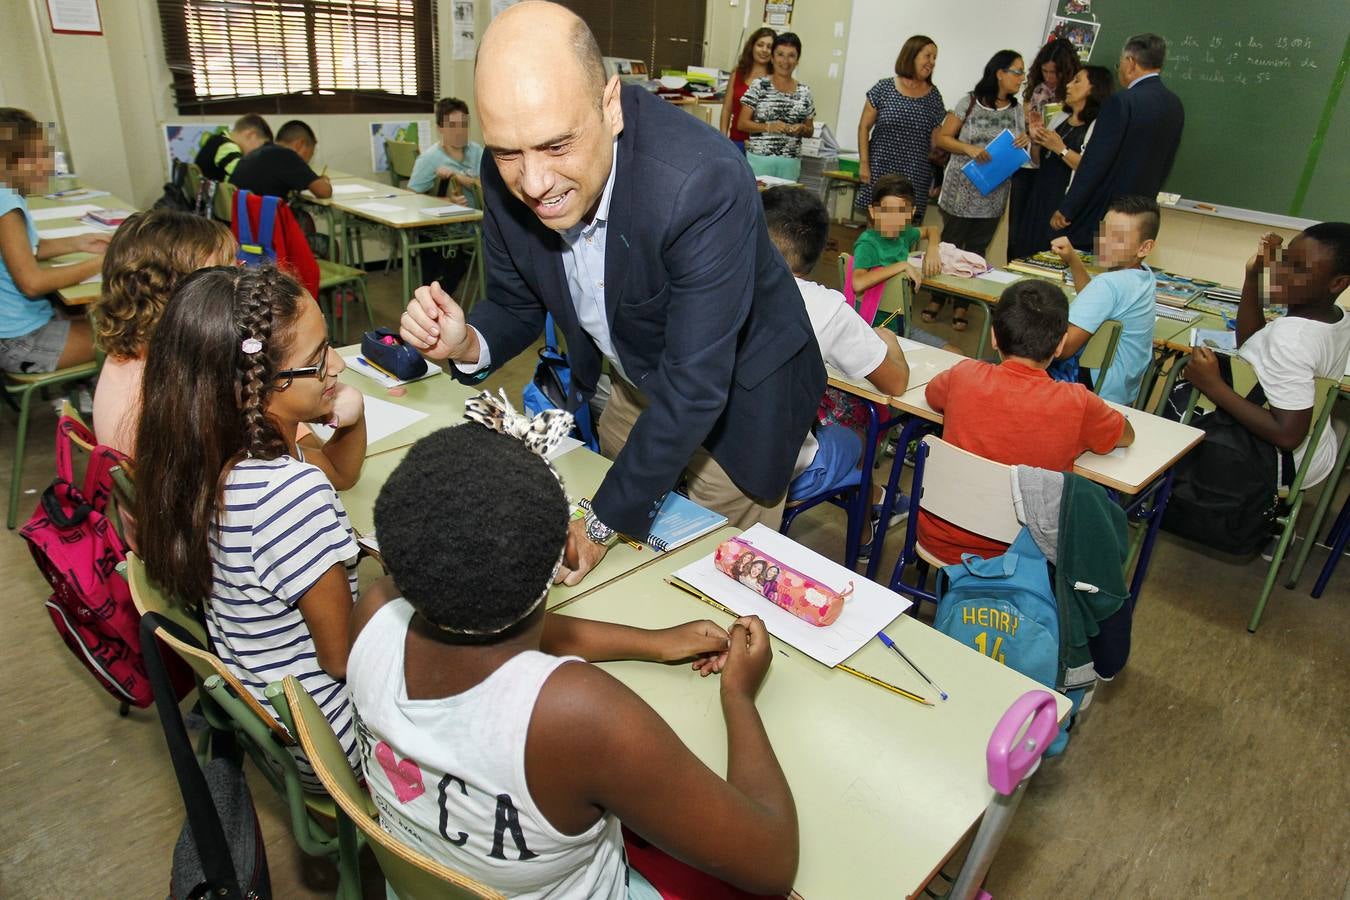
[1190,327,1237,355]
[1006,249,1093,280]
[82,208,133,228]
[577,493,727,553]
[1154,271,1220,306]
[960,129,1030,196]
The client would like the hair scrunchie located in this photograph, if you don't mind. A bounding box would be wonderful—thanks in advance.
[464,389,574,458]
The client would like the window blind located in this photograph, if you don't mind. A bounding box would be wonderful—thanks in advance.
[158,0,438,115]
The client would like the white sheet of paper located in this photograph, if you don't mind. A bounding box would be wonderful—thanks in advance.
[350,201,403,214]
[900,348,961,389]
[330,183,375,196]
[80,272,102,285]
[755,175,797,187]
[45,189,109,202]
[342,354,440,389]
[307,394,429,448]
[38,225,103,239]
[673,524,910,667]
[424,204,474,217]
[976,268,1024,285]
[30,204,101,221]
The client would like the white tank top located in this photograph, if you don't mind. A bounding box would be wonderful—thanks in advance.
[347,599,628,899]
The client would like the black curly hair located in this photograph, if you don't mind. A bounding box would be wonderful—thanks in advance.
[374,424,571,636]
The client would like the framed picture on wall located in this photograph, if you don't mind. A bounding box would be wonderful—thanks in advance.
[46,0,102,35]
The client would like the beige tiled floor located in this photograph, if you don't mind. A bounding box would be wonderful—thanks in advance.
[2,269,1346,898]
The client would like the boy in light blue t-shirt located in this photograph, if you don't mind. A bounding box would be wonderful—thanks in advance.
[408,97,483,205]
[1050,195,1160,405]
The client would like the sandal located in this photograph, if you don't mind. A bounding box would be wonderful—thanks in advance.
[920,300,941,323]
[951,310,970,332]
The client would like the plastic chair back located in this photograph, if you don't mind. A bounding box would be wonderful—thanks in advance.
[385,140,419,186]
[837,252,853,304]
[917,437,1022,544]
[282,677,505,900]
[1078,318,1122,393]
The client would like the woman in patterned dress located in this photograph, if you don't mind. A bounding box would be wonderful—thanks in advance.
[856,35,945,222]
[738,32,815,182]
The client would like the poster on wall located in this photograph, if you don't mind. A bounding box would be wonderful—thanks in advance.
[47,0,102,35]
[370,121,432,173]
[1046,16,1101,61]
[453,0,477,61]
[490,0,519,18]
[763,1,793,28]
[164,123,231,169]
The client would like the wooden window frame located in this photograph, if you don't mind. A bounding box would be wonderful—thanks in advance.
[158,0,439,116]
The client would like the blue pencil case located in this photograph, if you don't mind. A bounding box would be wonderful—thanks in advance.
[361,328,426,381]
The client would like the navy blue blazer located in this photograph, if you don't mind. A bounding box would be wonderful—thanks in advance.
[460,86,825,537]
[1058,76,1185,227]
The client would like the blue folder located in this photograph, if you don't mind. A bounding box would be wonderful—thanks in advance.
[961,129,1031,196]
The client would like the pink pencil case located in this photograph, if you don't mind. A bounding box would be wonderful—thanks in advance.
[713,537,853,627]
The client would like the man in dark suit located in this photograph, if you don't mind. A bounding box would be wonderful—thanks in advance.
[1051,33,1184,237]
[401,1,824,585]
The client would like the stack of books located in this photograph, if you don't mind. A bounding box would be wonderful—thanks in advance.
[1005,249,1094,280]
[1154,271,1220,307]
[81,208,133,228]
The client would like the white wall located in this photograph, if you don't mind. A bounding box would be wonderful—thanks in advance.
[837,0,1053,152]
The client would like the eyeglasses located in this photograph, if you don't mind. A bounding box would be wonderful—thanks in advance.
[1003,67,1026,76]
[275,341,330,386]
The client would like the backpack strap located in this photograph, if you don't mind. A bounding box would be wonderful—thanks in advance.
[235,190,259,259]
[256,195,279,259]
[543,312,559,354]
[141,613,248,899]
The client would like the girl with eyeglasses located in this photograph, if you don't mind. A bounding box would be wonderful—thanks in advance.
[135,264,367,785]
[927,50,1031,332]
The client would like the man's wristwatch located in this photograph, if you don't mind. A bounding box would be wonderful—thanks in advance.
[1058,146,1070,158]
[583,512,620,548]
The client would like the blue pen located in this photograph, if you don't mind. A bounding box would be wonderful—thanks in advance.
[878,631,948,701]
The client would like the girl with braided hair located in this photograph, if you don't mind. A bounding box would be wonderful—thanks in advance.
[135,264,368,784]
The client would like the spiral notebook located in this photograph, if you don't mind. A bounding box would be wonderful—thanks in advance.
[577,493,727,552]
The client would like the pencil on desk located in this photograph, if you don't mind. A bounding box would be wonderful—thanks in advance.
[665,576,735,616]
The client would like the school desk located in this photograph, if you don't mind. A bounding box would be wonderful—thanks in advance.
[297,170,393,268]
[334,345,477,457]
[821,169,862,223]
[329,189,484,305]
[28,189,137,306]
[558,542,1072,899]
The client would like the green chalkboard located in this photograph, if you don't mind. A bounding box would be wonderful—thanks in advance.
[1049,1,1349,221]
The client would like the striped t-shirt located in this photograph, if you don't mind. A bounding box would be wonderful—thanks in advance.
[741,76,815,158]
[206,454,361,786]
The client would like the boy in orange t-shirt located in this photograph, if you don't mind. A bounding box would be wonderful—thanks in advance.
[918,279,1135,564]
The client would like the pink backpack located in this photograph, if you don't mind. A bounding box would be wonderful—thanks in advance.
[20,416,150,708]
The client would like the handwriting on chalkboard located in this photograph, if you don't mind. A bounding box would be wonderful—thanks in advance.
[1167,34,1323,86]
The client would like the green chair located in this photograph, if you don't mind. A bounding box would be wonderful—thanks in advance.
[1178,359,1343,631]
[836,251,854,305]
[385,140,419,188]
[1079,319,1123,397]
[212,179,237,224]
[280,675,505,900]
[6,360,100,528]
[126,554,363,898]
[317,260,374,343]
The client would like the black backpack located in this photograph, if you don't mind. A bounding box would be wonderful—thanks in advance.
[1161,404,1280,556]
[153,159,194,213]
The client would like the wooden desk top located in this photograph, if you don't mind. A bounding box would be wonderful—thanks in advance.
[563,545,1071,899]
[29,188,136,306]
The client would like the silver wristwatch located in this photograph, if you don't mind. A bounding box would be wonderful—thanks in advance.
[583,511,620,548]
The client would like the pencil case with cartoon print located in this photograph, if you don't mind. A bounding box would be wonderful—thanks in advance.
[713,536,852,627]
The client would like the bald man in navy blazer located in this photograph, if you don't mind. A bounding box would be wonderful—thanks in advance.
[402,2,823,585]
[1053,33,1185,239]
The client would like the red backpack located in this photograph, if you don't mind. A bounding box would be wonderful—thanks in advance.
[20,417,151,708]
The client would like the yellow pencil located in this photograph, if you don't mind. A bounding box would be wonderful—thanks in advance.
[836,663,933,706]
[875,308,902,331]
[665,577,933,707]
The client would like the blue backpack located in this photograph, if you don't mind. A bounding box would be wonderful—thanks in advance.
[935,527,1083,754]
[234,190,280,267]
[522,314,599,451]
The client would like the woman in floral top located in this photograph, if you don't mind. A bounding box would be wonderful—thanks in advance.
[738,33,815,182]
[926,50,1029,331]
